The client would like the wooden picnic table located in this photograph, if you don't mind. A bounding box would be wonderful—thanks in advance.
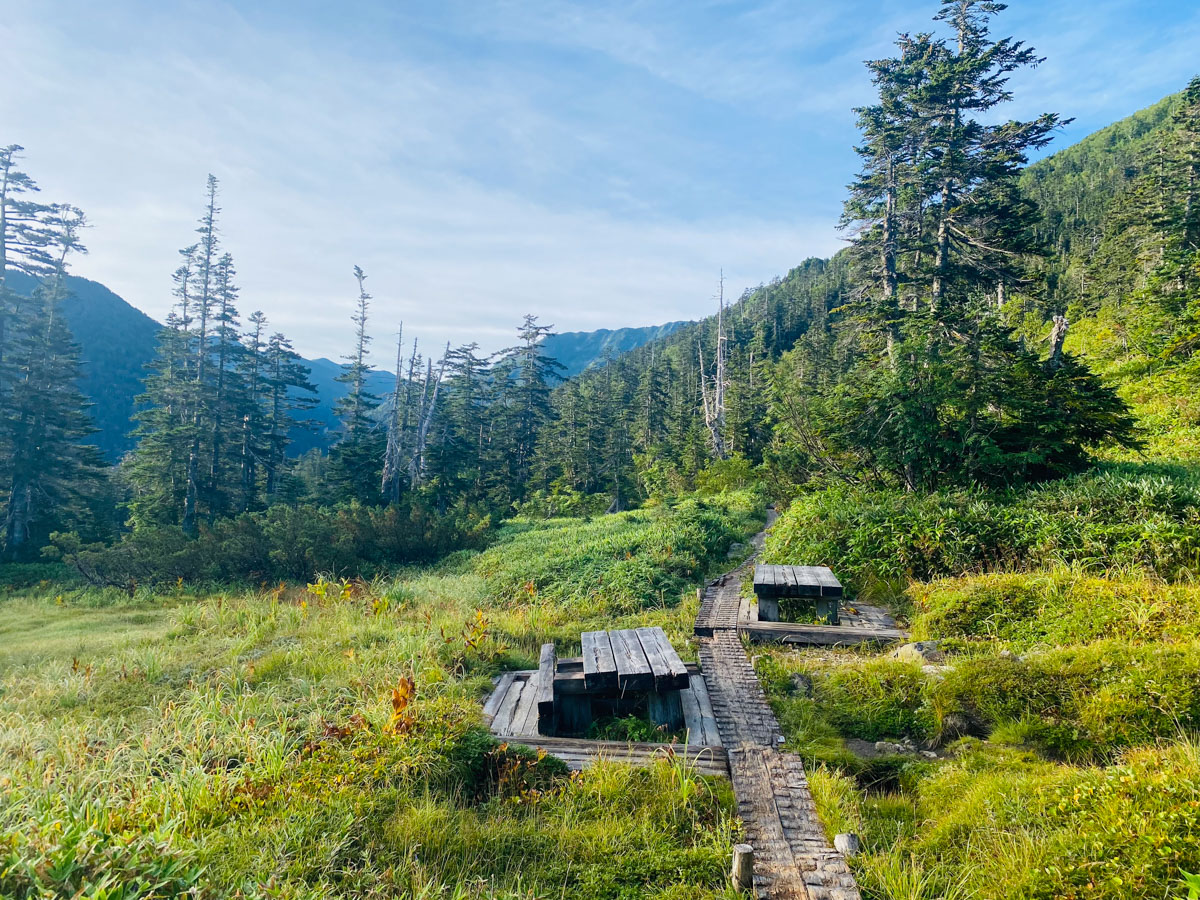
[538,626,690,736]
[753,564,843,624]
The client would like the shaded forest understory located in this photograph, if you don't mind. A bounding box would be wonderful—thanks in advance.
[3,0,1200,898]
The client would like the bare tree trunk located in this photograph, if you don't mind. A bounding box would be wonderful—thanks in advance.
[408,344,449,487]
[699,273,728,460]
[382,325,405,501]
[1047,315,1069,371]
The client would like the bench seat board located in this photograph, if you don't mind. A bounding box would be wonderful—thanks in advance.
[754,563,840,599]
[581,630,618,691]
[610,628,654,691]
[635,626,690,691]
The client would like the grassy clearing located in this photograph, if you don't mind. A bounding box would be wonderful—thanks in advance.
[0,494,760,899]
[758,561,1200,899]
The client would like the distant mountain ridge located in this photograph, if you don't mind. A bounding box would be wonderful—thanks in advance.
[541,321,689,377]
[3,271,687,460]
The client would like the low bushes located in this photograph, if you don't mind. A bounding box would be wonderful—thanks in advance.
[49,501,490,587]
[910,571,1200,649]
[938,641,1200,760]
[761,639,1200,763]
[474,493,760,615]
[764,464,1200,589]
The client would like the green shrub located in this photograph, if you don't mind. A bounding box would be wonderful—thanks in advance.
[474,493,759,615]
[694,454,758,495]
[765,464,1200,588]
[51,501,491,587]
[911,571,1200,649]
[814,658,936,742]
[933,641,1200,759]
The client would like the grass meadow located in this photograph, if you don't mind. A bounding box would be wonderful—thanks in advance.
[0,494,760,899]
[761,466,1200,900]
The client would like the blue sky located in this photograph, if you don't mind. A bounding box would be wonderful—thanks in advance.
[5,0,1199,359]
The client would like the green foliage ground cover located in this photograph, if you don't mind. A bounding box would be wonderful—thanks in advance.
[475,493,760,618]
[757,547,1200,898]
[0,496,759,899]
[764,464,1200,592]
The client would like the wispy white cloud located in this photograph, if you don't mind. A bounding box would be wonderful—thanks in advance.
[2,0,1195,363]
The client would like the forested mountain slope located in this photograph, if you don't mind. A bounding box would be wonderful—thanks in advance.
[3,271,160,460]
[528,79,1198,509]
[4,271,681,460]
[540,320,689,377]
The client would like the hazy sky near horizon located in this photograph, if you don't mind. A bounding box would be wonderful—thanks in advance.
[5,0,1199,360]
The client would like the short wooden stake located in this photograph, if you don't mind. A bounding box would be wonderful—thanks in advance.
[731,843,754,891]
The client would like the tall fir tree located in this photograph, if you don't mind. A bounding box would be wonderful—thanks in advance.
[327,265,384,502]
[1,204,106,558]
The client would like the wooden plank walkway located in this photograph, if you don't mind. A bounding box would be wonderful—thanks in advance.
[492,734,730,777]
[695,512,864,900]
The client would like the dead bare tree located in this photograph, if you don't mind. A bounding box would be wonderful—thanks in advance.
[381,324,404,501]
[699,271,728,460]
[408,343,450,487]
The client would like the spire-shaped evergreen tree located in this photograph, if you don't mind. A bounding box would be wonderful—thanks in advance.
[327,265,384,502]
[1,204,106,558]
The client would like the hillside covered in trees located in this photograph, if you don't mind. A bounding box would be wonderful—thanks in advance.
[2,54,1197,571]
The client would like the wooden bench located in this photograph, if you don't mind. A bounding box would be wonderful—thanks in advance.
[753,564,843,624]
[544,626,690,736]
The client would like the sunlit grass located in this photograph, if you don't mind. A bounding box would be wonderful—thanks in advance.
[0,496,760,898]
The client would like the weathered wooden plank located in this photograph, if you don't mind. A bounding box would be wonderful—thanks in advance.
[610,628,654,691]
[782,566,799,593]
[492,678,525,733]
[635,626,690,691]
[791,565,823,597]
[648,690,685,732]
[581,630,618,691]
[815,566,844,598]
[741,620,904,646]
[739,595,755,627]
[492,734,730,776]
[483,672,515,723]
[680,680,705,746]
[690,675,722,747]
[537,643,556,716]
[512,672,541,737]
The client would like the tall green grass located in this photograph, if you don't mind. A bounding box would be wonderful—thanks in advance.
[0,497,763,898]
[810,739,1200,900]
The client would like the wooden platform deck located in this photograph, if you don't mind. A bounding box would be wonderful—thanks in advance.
[483,662,723,749]
[737,592,904,646]
[491,734,730,777]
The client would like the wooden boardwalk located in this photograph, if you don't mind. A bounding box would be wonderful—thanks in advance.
[694,514,865,900]
[481,509,901,898]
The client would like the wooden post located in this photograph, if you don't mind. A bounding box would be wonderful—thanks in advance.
[816,596,840,625]
[757,596,780,622]
[648,690,685,732]
[731,843,754,891]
